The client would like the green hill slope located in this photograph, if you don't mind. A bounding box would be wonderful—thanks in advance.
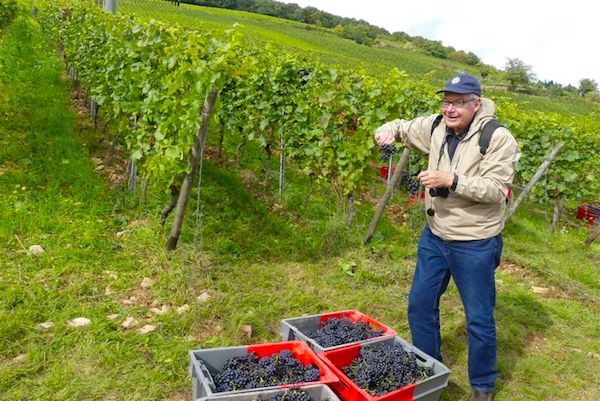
[117,0,600,118]
[1,9,600,401]
[118,0,477,81]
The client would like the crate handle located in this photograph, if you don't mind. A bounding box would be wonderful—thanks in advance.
[199,361,216,391]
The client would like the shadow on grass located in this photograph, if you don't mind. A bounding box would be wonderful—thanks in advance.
[439,291,551,400]
[181,161,363,263]
[495,292,551,390]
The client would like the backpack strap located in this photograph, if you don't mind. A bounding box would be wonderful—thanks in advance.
[430,114,443,136]
[431,114,503,155]
[479,118,503,155]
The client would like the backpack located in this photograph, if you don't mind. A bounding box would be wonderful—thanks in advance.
[430,114,503,155]
[430,114,512,201]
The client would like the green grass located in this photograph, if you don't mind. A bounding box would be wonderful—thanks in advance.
[1,9,600,401]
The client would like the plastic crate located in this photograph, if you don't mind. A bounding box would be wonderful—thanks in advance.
[577,204,600,228]
[189,341,338,401]
[319,336,450,401]
[280,310,397,354]
[199,384,341,401]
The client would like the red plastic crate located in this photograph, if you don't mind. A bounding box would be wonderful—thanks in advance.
[280,310,397,353]
[577,204,600,228]
[189,340,338,401]
[320,336,450,401]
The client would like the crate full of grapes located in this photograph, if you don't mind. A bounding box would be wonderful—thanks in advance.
[319,336,450,401]
[280,310,397,354]
[189,341,338,401]
[199,384,342,401]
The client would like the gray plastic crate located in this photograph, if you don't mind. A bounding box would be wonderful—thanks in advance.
[189,341,338,401]
[320,336,451,401]
[280,310,397,354]
[199,384,341,401]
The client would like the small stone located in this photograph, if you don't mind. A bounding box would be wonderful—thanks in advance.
[103,270,118,280]
[532,286,550,295]
[137,324,157,334]
[104,287,112,296]
[13,354,27,364]
[116,230,127,238]
[122,317,138,329]
[140,277,154,289]
[122,296,137,306]
[28,245,45,255]
[37,321,54,330]
[176,304,190,315]
[150,305,171,315]
[197,292,211,303]
[242,325,252,339]
[67,317,92,328]
[107,314,119,320]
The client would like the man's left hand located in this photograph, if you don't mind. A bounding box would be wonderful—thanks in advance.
[417,170,454,188]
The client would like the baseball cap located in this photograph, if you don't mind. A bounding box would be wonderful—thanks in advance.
[435,72,482,97]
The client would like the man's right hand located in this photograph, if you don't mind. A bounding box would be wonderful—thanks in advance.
[374,127,395,146]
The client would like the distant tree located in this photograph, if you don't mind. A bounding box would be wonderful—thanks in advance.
[578,78,598,97]
[339,24,375,45]
[449,50,480,66]
[391,31,411,42]
[504,57,536,92]
[564,84,578,96]
[411,36,449,59]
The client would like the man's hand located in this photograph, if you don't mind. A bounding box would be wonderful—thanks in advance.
[374,130,395,146]
[418,170,454,188]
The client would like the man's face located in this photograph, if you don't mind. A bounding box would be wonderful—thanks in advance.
[440,92,481,133]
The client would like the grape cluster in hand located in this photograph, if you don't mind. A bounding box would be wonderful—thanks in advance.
[214,350,321,392]
[401,172,421,195]
[304,317,384,348]
[255,388,319,401]
[342,343,433,396]
[380,144,397,162]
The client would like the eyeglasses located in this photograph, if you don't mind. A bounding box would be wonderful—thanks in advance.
[440,97,478,109]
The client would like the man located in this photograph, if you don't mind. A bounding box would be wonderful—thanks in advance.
[374,72,520,401]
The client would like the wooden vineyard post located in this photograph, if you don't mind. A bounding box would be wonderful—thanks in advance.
[167,87,219,250]
[585,219,600,246]
[504,142,564,225]
[364,147,411,245]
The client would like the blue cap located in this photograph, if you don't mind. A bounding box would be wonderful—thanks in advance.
[436,72,481,97]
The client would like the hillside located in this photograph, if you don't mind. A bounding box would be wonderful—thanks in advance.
[119,0,600,118]
[1,2,600,401]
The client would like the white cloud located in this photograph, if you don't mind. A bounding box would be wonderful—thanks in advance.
[280,0,600,87]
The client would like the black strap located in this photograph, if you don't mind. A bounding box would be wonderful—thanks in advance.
[430,114,503,156]
[430,114,443,136]
[479,119,503,155]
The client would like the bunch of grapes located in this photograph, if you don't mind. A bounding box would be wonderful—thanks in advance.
[304,317,385,348]
[254,388,319,401]
[400,172,421,195]
[379,144,397,162]
[214,350,321,392]
[342,343,434,396]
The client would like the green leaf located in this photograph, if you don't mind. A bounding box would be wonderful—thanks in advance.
[319,113,331,129]
[340,261,356,276]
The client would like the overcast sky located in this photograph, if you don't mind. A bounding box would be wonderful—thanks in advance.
[279,0,599,88]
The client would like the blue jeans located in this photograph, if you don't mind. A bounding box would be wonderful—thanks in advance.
[408,225,502,392]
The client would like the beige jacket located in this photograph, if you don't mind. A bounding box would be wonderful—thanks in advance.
[376,98,520,241]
